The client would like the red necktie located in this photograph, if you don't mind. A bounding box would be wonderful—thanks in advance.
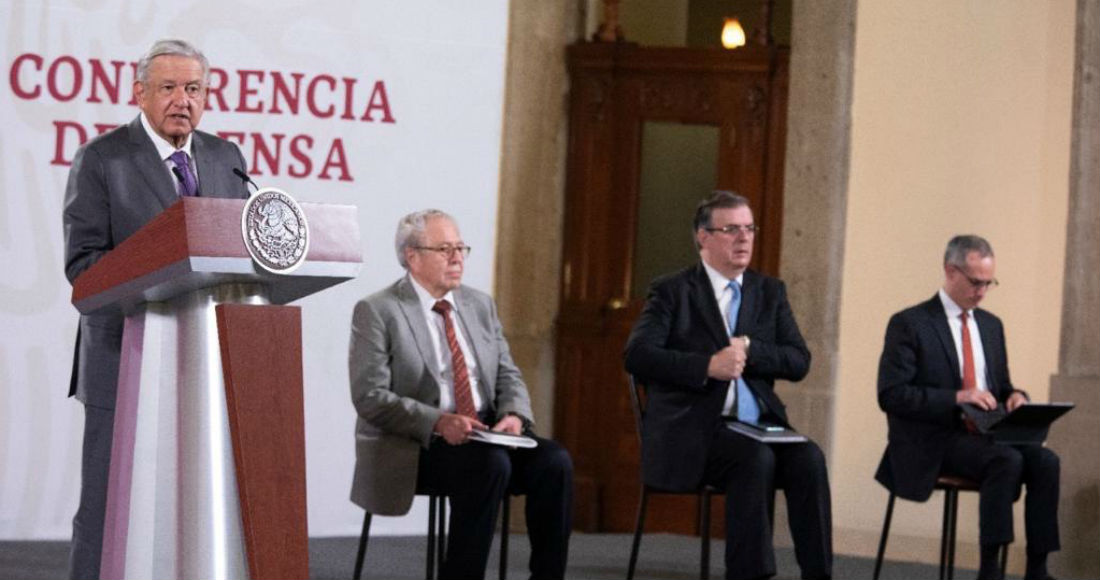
[960,311,978,433]
[432,300,477,419]
[960,311,976,391]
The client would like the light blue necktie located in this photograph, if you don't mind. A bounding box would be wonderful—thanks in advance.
[727,280,760,424]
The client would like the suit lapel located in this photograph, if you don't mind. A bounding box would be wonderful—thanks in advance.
[452,288,494,404]
[924,296,962,388]
[192,132,212,197]
[126,116,179,211]
[690,264,730,347]
[192,132,229,198]
[394,278,445,389]
[974,310,1001,397]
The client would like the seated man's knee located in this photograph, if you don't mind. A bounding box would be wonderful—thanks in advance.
[478,447,513,485]
[750,442,778,476]
[1036,447,1060,479]
[548,441,574,475]
[534,439,574,485]
[1041,447,1059,471]
[801,441,828,476]
[986,445,1024,483]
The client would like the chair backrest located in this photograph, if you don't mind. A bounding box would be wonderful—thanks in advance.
[627,375,645,446]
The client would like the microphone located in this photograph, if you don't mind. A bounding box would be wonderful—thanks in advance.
[171,165,185,185]
[233,167,260,193]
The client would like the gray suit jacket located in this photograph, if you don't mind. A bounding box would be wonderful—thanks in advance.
[63,115,250,409]
[348,276,534,515]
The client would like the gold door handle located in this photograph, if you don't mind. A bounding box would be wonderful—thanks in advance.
[605,298,627,311]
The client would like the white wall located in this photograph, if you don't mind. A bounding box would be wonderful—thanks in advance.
[0,0,510,539]
[832,0,1075,566]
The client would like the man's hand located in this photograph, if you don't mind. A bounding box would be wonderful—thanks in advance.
[707,338,748,381]
[433,413,487,445]
[956,388,998,410]
[1006,391,1028,412]
[491,414,523,435]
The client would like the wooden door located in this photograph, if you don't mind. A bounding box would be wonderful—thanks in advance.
[554,43,789,534]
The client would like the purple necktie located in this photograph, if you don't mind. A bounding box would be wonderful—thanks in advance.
[168,150,199,197]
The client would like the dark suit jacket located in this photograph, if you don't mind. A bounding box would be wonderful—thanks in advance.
[875,294,1026,501]
[624,263,811,491]
[63,115,250,409]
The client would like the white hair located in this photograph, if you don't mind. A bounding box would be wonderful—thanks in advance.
[394,209,455,268]
[136,39,210,85]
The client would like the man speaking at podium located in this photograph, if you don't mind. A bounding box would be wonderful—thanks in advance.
[62,39,249,580]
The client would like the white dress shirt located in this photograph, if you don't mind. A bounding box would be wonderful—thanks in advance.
[702,260,744,416]
[938,288,989,392]
[409,276,485,413]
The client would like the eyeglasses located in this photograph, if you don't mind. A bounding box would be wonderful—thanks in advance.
[951,265,998,289]
[414,244,472,259]
[704,224,758,236]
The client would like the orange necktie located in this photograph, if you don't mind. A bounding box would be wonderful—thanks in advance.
[960,311,976,391]
[960,311,978,433]
[432,300,478,419]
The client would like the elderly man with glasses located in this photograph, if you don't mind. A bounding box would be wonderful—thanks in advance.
[348,209,573,580]
[876,235,1061,580]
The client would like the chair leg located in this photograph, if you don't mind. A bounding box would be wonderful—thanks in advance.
[946,489,959,580]
[872,494,896,580]
[427,496,437,580]
[938,489,951,580]
[998,543,1008,577]
[699,490,711,580]
[354,512,373,580]
[627,487,650,580]
[499,495,510,580]
[437,497,448,578]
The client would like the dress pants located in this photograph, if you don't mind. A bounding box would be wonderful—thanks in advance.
[69,403,114,580]
[416,433,573,580]
[703,427,832,580]
[940,432,1060,552]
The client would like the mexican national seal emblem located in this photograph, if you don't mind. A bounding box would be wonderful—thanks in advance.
[241,188,310,274]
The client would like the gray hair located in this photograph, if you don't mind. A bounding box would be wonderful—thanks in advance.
[136,39,210,85]
[692,190,751,249]
[395,209,455,268]
[944,235,994,267]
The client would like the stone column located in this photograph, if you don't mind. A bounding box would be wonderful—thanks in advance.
[775,0,857,450]
[493,0,582,433]
[1047,0,1100,577]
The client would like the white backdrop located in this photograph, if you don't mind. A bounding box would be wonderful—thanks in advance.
[0,0,509,539]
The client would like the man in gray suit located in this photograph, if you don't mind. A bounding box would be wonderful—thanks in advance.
[62,39,250,580]
[349,209,573,580]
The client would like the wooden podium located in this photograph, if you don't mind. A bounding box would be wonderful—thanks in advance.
[71,197,361,580]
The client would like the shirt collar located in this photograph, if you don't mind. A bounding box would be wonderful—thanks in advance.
[408,274,456,312]
[938,288,969,318]
[702,260,743,296]
[139,112,194,161]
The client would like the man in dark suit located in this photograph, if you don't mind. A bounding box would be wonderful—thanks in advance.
[62,39,250,580]
[348,209,573,580]
[624,191,832,580]
[876,235,1060,580]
